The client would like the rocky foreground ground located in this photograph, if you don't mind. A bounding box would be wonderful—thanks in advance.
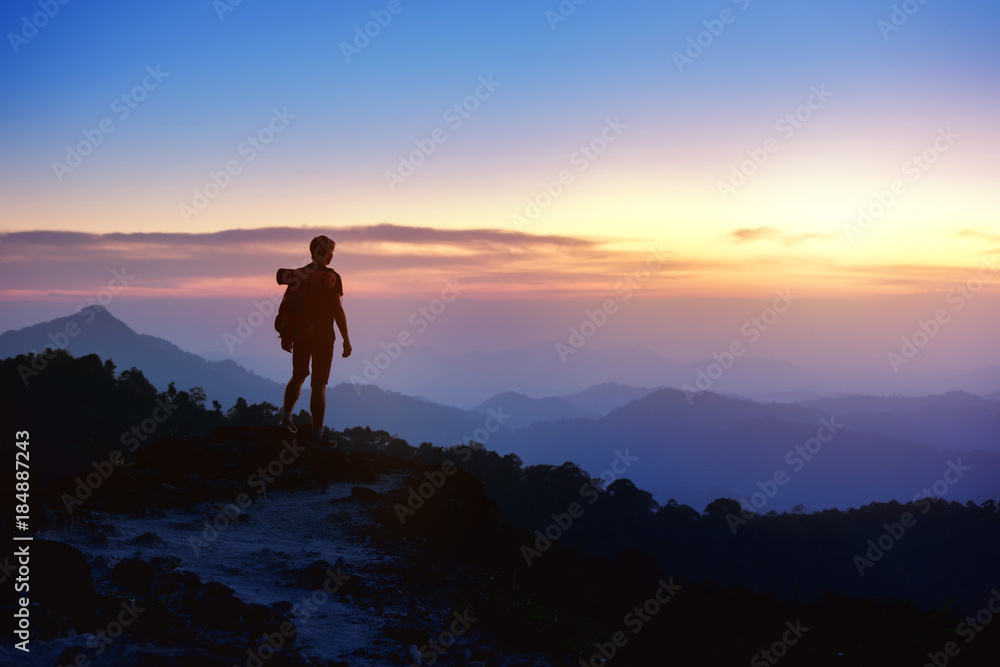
[3,425,998,666]
[2,426,560,666]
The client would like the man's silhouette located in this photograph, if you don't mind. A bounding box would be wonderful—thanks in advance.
[277,235,352,444]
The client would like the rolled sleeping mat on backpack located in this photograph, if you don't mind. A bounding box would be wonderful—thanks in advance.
[276,268,337,289]
[276,268,305,286]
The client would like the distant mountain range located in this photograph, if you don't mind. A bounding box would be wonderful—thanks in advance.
[485,388,1000,511]
[469,383,659,426]
[340,342,1000,408]
[0,307,279,410]
[562,382,661,416]
[795,392,1000,452]
[0,307,505,450]
[338,342,829,406]
[2,309,998,512]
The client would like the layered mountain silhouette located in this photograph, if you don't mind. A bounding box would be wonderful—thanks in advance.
[485,389,1000,511]
[0,307,277,410]
[562,381,661,416]
[472,383,661,426]
[0,308,506,450]
[2,309,998,513]
[2,311,999,664]
[471,392,592,427]
[343,341,823,405]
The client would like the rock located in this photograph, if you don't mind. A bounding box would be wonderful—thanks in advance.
[293,559,334,589]
[271,600,294,615]
[25,540,97,638]
[97,522,125,538]
[129,531,166,548]
[149,555,182,571]
[111,558,157,597]
[351,486,380,503]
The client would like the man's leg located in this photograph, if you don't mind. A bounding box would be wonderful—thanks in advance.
[283,376,305,415]
[282,342,311,420]
[310,339,335,437]
[310,379,326,433]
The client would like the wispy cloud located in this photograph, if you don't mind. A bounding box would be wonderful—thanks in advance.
[840,260,1000,293]
[727,226,834,246]
[957,228,1000,242]
[5,225,988,304]
[0,225,687,301]
[957,228,1000,252]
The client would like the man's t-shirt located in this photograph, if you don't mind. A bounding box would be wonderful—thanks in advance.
[302,266,344,343]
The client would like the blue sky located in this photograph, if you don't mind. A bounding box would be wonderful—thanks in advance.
[4,0,997,204]
[1,0,998,376]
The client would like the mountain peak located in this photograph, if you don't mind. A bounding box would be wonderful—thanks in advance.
[0,308,275,410]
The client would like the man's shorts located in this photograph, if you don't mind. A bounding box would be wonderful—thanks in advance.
[292,336,335,386]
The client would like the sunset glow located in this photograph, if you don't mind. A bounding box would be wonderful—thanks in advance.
[1,0,998,375]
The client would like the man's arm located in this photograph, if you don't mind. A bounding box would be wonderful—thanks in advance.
[332,295,351,357]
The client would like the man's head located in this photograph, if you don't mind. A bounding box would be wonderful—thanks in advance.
[310,235,335,265]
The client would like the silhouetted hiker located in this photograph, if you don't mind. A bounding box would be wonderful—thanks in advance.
[275,235,352,445]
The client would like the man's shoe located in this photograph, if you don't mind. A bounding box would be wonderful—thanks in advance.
[279,418,297,434]
[313,431,338,447]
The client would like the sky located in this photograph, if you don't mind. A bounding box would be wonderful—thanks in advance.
[1,0,998,383]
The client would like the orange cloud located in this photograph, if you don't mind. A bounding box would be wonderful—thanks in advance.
[2,225,994,304]
[727,226,835,246]
[0,225,686,301]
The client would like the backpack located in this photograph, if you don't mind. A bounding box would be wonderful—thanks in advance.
[274,268,316,345]
[273,267,339,345]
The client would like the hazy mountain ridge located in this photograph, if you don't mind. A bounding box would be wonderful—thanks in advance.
[0,308,510,450]
[471,383,662,427]
[3,310,998,514]
[797,390,997,414]
[561,381,660,416]
[352,341,684,407]
[488,389,1000,511]
[794,392,1000,452]
[0,307,279,410]
[330,383,501,449]
[471,392,590,428]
